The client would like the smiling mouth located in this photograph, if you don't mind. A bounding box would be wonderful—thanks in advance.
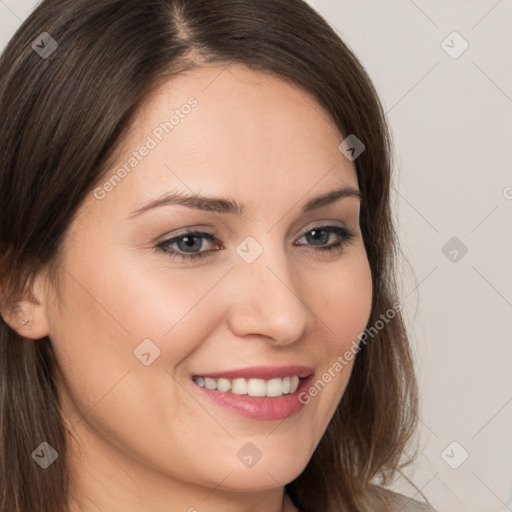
[192,375,304,398]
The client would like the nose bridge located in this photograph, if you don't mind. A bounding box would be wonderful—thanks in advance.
[227,235,309,344]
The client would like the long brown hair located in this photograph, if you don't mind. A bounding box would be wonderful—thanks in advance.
[0,1,419,510]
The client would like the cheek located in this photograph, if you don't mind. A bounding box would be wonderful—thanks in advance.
[52,248,226,360]
[311,247,373,352]
[46,260,233,483]
[46,246,240,449]
[299,248,373,410]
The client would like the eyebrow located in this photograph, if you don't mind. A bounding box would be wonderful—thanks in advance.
[126,185,362,220]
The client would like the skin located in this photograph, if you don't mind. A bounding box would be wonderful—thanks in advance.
[4,63,373,512]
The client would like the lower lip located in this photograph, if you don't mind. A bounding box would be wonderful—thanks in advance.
[192,375,314,421]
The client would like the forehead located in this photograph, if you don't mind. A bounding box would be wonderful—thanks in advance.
[136,63,340,138]
[90,63,358,219]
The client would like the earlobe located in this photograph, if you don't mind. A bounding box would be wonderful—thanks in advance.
[0,275,51,340]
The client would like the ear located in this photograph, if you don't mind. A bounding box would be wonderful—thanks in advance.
[0,273,51,340]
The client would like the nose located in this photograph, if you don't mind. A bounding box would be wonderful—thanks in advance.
[226,246,309,346]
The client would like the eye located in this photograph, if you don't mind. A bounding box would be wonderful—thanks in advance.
[295,225,356,254]
[156,225,357,261]
[156,231,221,261]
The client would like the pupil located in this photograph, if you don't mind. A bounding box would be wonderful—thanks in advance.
[180,235,201,252]
[308,229,328,245]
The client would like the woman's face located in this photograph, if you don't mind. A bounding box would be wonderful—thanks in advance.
[40,64,372,506]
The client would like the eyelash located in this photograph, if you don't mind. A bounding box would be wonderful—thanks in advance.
[156,225,357,261]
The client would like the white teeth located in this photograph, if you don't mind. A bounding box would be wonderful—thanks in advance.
[247,378,266,397]
[216,378,231,392]
[290,376,299,393]
[266,378,283,397]
[231,378,247,395]
[193,375,304,398]
[204,377,217,390]
[282,376,291,394]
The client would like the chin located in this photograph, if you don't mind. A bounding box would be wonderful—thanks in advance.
[218,448,311,492]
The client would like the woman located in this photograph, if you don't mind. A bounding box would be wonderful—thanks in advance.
[0,0,435,511]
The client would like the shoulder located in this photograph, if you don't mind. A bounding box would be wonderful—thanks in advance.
[368,486,438,512]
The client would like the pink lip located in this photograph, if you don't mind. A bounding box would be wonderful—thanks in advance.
[192,365,313,380]
[191,366,315,421]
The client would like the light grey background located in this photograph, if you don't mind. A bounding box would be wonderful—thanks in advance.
[1,1,511,511]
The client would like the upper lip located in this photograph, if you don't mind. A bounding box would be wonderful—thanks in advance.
[193,365,313,380]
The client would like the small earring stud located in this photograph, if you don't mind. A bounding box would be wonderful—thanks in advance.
[18,319,28,326]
